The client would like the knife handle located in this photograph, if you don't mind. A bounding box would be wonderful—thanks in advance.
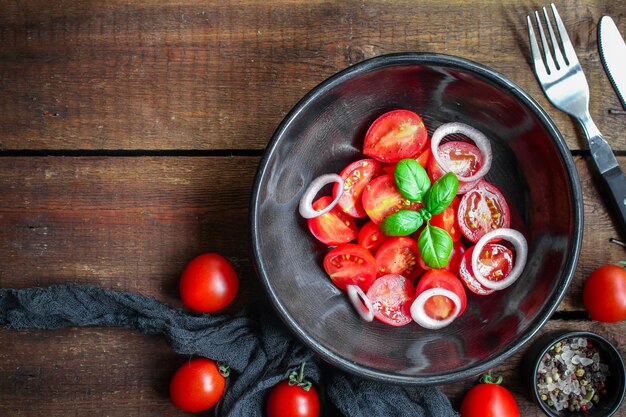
[600,165,626,238]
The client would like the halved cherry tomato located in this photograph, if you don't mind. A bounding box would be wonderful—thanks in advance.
[333,158,382,218]
[416,269,467,320]
[323,244,377,291]
[366,274,415,326]
[307,196,358,246]
[430,197,461,242]
[428,141,482,193]
[457,180,510,243]
[382,139,432,175]
[374,236,422,280]
[459,243,513,295]
[362,174,421,224]
[363,110,428,163]
[358,221,389,252]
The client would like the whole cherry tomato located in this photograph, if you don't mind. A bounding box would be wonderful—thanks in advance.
[583,264,626,323]
[169,358,228,412]
[267,363,320,417]
[179,253,239,312]
[460,373,519,417]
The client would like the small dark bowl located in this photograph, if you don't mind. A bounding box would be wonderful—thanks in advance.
[522,331,626,417]
[250,53,583,385]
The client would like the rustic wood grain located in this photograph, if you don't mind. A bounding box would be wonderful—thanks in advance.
[0,1,623,151]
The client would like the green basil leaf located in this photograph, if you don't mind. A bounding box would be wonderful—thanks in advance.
[394,158,431,202]
[380,210,423,236]
[424,172,459,215]
[417,224,453,268]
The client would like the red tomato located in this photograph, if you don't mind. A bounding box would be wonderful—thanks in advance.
[428,141,482,193]
[307,196,358,246]
[583,264,626,323]
[169,358,225,412]
[382,140,432,175]
[430,197,462,242]
[374,236,422,280]
[323,244,377,291]
[362,174,421,224]
[333,158,382,218]
[180,253,239,312]
[416,269,467,319]
[459,243,513,295]
[366,274,415,326]
[460,380,520,417]
[457,180,510,242]
[363,109,428,163]
[358,221,389,252]
[267,368,320,417]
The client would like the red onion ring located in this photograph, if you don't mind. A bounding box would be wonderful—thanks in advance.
[298,174,344,219]
[471,228,528,291]
[410,288,462,329]
[347,285,374,322]
[430,122,493,183]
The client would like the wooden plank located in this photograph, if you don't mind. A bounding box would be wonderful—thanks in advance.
[0,1,623,151]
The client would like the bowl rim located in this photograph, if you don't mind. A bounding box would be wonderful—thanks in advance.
[526,330,626,417]
[250,52,584,385]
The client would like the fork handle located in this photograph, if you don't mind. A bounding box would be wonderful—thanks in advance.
[599,165,626,239]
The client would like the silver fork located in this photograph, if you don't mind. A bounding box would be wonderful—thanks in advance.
[527,3,626,236]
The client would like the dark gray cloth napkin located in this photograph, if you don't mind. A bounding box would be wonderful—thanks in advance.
[0,284,459,417]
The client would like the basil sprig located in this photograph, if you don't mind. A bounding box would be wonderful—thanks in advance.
[379,159,459,269]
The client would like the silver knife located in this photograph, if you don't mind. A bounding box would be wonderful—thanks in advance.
[599,16,626,111]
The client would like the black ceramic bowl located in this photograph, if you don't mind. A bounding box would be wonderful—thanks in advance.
[522,331,626,416]
[250,53,583,385]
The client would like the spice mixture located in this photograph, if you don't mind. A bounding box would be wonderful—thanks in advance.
[536,337,609,412]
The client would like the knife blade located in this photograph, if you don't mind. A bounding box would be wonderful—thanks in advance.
[599,16,626,110]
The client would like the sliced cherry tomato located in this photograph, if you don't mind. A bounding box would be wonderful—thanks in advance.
[416,269,467,319]
[169,358,225,412]
[382,139,432,175]
[307,196,358,246]
[362,174,421,224]
[430,197,461,242]
[366,273,415,326]
[363,109,428,163]
[457,180,510,243]
[358,221,389,252]
[333,158,382,218]
[179,253,239,312]
[323,244,377,291]
[428,141,482,193]
[374,236,422,280]
[459,243,513,295]
[583,264,626,323]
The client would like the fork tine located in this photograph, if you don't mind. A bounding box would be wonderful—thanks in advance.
[527,15,549,78]
[542,6,565,69]
[550,3,578,65]
[534,10,556,74]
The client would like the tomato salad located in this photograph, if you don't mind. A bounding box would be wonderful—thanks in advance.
[299,109,528,329]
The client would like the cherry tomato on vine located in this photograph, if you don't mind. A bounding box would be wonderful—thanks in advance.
[169,358,227,412]
[267,363,320,417]
[180,253,239,312]
[460,373,519,417]
[583,264,626,323]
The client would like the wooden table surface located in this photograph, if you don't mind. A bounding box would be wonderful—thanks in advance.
[1,1,625,416]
